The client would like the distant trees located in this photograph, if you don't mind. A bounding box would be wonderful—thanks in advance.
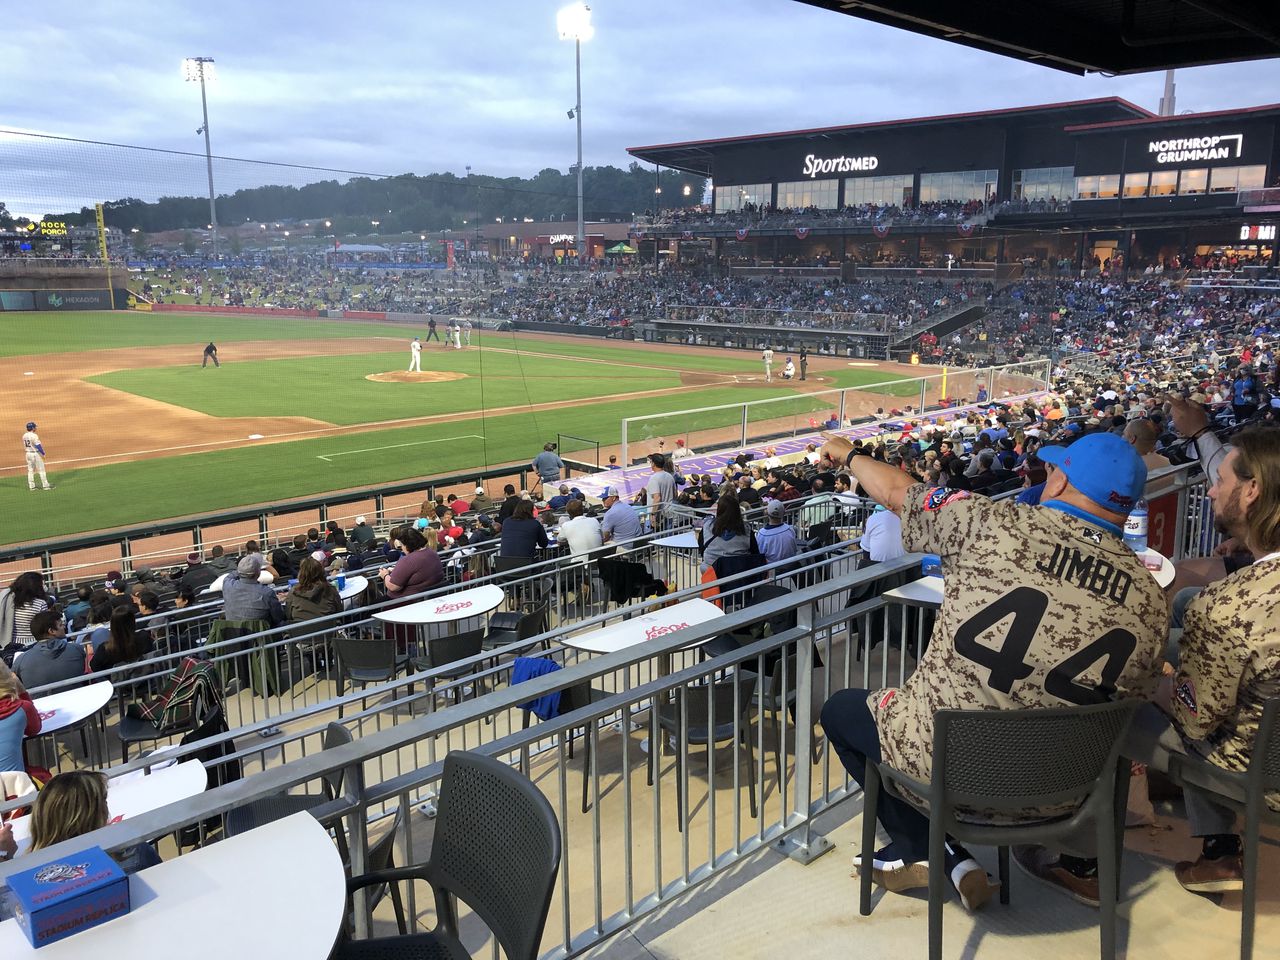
[10,163,705,235]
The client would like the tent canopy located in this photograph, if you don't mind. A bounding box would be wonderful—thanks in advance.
[606,243,637,254]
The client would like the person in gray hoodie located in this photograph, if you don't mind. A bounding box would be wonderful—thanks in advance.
[13,610,86,690]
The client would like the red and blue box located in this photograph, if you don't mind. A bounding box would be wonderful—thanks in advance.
[4,846,130,948]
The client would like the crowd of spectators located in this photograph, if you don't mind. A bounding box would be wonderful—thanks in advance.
[643,198,986,230]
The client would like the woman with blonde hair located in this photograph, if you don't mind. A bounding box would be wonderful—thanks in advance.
[26,770,161,872]
[0,664,40,779]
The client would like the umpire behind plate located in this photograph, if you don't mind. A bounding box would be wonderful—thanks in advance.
[818,430,1168,911]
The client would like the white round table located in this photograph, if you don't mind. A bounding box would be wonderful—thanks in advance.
[560,597,725,655]
[653,532,700,550]
[338,574,369,606]
[0,812,345,959]
[30,680,114,736]
[8,759,208,855]
[372,583,507,627]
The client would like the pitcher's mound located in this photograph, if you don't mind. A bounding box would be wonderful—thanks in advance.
[366,370,468,384]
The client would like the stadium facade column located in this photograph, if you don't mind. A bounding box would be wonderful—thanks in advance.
[1076,232,1087,272]
[913,235,922,263]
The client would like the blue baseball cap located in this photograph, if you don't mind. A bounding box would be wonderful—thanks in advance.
[1037,433,1147,513]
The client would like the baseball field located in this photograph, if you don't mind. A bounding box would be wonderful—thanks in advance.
[0,311,918,546]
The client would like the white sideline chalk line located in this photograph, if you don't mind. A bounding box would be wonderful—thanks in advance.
[315,435,485,462]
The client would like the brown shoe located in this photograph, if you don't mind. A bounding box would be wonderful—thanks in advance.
[1175,854,1244,894]
[1011,845,1100,908]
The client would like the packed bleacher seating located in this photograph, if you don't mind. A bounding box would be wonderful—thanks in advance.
[3,272,1280,958]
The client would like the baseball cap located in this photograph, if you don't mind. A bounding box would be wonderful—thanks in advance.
[601,486,620,500]
[1036,433,1147,513]
[765,499,786,519]
[237,555,263,578]
[355,515,367,524]
[475,486,485,495]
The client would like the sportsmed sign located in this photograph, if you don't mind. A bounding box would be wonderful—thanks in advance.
[802,153,879,178]
[1148,134,1243,164]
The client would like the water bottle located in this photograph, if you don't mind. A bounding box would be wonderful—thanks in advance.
[1123,499,1148,553]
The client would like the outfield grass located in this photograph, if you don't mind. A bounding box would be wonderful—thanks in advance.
[1,311,916,544]
[0,384,804,542]
[88,350,688,424]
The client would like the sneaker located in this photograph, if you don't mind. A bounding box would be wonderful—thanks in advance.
[1012,845,1100,908]
[945,842,1000,912]
[851,843,930,893]
[43,485,55,490]
[1175,854,1243,894]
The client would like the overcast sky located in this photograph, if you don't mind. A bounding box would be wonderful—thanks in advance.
[3,0,1279,215]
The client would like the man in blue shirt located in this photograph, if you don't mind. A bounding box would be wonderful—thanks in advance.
[756,500,799,566]
[599,486,642,544]
[532,442,564,489]
[221,555,284,626]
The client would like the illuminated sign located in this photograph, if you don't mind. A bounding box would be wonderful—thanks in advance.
[1240,224,1276,242]
[803,153,878,179]
[1148,134,1242,164]
[547,233,575,244]
[23,221,69,237]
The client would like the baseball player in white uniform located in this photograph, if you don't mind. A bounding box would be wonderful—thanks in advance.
[409,337,422,372]
[462,318,473,346]
[452,321,463,350]
[762,346,774,382]
[22,422,53,490]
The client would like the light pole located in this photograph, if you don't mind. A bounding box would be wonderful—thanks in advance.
[558,3,592,267]
[183,57,219,261]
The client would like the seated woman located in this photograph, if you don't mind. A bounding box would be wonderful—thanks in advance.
[0,664,41,781]
[499,500,549,560]
[0,770,161,873]
[286,557,342,627]
[90,605,154,673]
[378,527,443,599]
[699,494,753,573]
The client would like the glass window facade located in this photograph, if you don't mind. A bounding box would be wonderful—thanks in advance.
[714,183,772,213]
[776,179,839,210]
[1123,172,1149,198]
[1178,168,1208,195]
[1077,174,1121,200]
[1149,170,1178,196]
[1208,165,1267,194]
[844,174,914,207]
[1012,166,1074,201]
[918,169,998,203]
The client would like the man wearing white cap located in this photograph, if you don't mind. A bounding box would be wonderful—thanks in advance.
[599,486,642,544]
[349,516,376,548]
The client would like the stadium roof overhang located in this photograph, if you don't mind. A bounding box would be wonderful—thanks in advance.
[793,0,1280,75]
[627,98,1152,177]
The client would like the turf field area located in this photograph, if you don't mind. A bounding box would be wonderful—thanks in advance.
[0,311,914,545]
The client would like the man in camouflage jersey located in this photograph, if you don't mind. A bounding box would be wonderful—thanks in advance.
[1120,426,1280,895]
[819,432,1167,910]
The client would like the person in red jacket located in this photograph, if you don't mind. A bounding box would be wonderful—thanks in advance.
[0,663,41,777]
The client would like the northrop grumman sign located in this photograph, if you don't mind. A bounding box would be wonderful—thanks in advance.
[1148,134,1243,164]
[803,153,879,178]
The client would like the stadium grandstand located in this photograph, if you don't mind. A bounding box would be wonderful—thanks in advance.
[2,3,1280,960]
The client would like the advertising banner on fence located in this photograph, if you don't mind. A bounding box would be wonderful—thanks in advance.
[35,289,116,311]
[0,291,37,312]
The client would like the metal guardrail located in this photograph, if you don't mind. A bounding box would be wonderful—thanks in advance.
[2,463,1215,956]
[0,461,595,585]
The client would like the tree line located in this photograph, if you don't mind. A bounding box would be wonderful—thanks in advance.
[3,163,705,237]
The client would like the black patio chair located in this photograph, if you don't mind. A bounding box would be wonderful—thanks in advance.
[860,700,1139,960]
[1166,696,1280,960]
[334,751,561,960]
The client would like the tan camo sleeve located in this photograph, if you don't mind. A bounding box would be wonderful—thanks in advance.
[900,483,984,559]
[1172,586,1246,742]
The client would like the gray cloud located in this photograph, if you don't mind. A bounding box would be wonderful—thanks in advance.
[1,0,1278,215]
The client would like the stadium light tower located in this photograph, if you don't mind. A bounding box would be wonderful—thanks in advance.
[557,3,592,267]
[183,57,219,261]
